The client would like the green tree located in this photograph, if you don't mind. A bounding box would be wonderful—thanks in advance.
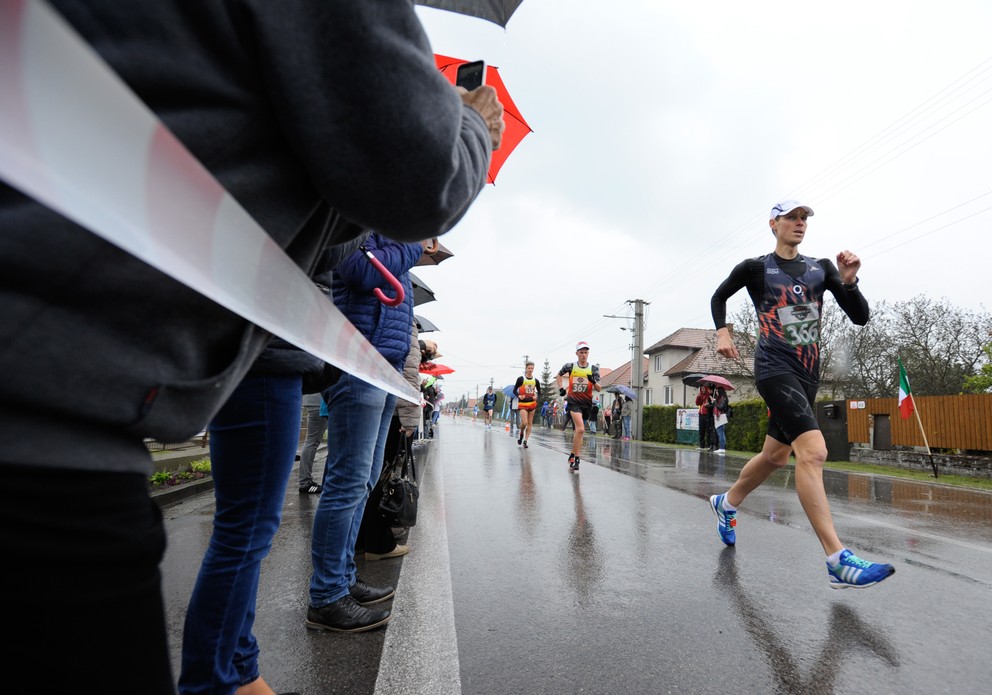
[891,296,992,395]
[728,293,992,398]
[963,343,992,393]
[540,358,557,405]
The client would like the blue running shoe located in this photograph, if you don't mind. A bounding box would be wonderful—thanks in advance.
[709,493,736,546]
[827,550,895,589]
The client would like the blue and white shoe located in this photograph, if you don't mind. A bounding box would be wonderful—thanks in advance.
[709,493,736,546]
[827,550,895,589]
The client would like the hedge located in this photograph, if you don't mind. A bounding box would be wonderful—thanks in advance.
[642,401,770,453]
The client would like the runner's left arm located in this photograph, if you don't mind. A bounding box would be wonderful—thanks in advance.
[820,259,869,325]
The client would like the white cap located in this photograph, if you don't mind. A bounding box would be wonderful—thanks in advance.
[576,341,590,351]
[769,200,814,220]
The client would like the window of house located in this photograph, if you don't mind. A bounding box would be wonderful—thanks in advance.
[645,388,653,405]
[663,386,673,405]
[654,355,664,372]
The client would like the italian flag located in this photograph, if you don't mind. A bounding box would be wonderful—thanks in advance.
[898,357,914,420]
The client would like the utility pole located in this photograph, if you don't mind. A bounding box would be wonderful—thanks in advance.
[629,299,648,440]
[604,300,648,440]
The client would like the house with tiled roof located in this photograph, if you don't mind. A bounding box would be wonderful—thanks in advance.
[644,325,757,407]
[595,357,649,410]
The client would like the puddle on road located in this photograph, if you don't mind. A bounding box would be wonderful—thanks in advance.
[584,438,992,532]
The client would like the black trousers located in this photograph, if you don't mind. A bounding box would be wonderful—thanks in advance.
[699,411,715,448]
[0,463,174,694]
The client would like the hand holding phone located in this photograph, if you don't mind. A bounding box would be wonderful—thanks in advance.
[455,60,485,91]
[455,60,503,151]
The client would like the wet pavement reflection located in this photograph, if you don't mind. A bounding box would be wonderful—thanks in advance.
[438,418,991,694]
[716,547,900,695]
[582,431,992,547]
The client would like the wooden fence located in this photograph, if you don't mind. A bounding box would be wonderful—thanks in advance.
[847,394,992,451]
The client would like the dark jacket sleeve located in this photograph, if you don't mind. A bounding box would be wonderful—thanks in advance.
[246,0,491,240]
[333,234,423,294]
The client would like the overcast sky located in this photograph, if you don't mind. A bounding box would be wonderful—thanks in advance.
[411,1,992,403]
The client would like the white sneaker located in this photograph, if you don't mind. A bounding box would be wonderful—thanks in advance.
[714,449,726,454]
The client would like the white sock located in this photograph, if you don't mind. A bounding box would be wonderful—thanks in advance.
[721,496,737,512]
[826,549,847,567]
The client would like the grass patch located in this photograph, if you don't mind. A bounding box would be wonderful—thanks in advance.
[676,443,992,492]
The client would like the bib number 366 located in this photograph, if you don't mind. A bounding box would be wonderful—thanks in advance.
[777,303,820,347]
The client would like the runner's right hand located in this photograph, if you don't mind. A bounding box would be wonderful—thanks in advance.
[559,388,566,397]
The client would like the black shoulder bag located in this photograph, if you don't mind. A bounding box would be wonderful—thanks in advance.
[378,435,419,527]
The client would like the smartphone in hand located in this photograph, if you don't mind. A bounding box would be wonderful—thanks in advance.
[455,60,485,90]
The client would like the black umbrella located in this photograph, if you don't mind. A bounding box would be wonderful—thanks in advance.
[605,384,636,400]
[681,373,709,387]
[415,314,440,333]
[415,0,524,27]
[408,271,436,306]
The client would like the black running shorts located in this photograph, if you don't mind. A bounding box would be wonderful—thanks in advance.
[756,373,820,445]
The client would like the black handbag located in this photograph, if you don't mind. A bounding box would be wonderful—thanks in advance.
[378,435,419,527]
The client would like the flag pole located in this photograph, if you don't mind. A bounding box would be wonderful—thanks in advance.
[899,355,936,477]
[910,395,936,477]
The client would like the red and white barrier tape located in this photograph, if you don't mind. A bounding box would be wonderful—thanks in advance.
[0,0,419,404]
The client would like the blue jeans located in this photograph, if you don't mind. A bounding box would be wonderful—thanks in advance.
[622,415,631,438]
[180,373,301,694]
[310,373,396,606]
[716,424,726,449]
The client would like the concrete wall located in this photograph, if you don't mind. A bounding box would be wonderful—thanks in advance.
[849,446,992,480]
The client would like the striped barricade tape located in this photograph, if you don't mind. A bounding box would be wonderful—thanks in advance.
[0,0,420,404]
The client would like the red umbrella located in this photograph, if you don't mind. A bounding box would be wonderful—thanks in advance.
[435,54,532,184]
[420,362,455,376]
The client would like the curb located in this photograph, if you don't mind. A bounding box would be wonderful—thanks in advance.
[151,476,215,508]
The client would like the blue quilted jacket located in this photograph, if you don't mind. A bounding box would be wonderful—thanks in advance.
[328,233,423,370]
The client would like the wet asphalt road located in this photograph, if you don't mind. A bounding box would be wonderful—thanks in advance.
[161,417,992,694]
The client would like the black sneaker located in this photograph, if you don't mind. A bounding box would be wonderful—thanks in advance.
[349,577,395,605]
[305,595,391,633]
[299,481,322,494]
[517,434,523,445]
[570,457,580,471]
[523,441,528,448]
